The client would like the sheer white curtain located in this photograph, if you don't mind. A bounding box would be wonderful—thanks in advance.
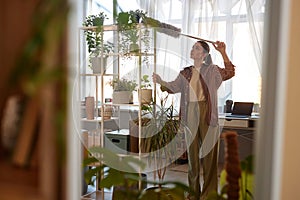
[137,0,265,106]
[85,0,265,106]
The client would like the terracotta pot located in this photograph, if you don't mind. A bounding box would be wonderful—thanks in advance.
[139,89,152,104]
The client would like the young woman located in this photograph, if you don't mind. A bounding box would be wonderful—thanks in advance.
[153,40,235,200]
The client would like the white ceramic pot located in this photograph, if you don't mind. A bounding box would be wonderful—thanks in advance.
[129,43,139,53]
[112,91,133,104]
[90,57,107,74]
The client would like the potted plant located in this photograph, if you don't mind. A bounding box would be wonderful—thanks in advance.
[138,95,185,198]
[141,96,180,180]
[129,9,147,24]
[89,41,114,74]
[83,12,114,73]
[83,146,191,199]
[127,95,186,198]
[139,74,152,104]
[117,10,148,54]
[83,147,147,199]
[117,11,138,53]
[109,78,137,104]
[131,95,182,182]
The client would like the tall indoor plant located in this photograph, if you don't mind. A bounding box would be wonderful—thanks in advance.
[131,95,181,183]
[83,12,114,73]
[137,95,186,199]
[141,96,180,182]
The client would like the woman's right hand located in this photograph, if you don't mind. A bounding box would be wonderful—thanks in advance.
[152,73,162,84]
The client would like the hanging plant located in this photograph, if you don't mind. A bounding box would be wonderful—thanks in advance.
[116,10,149,54]
[83,12,114,58]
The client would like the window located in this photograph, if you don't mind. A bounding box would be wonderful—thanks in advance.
[82,0,264,107]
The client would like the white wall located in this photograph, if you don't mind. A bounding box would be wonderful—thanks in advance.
[278,0,300,199]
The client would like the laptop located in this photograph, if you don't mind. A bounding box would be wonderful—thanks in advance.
[226,102,254,118]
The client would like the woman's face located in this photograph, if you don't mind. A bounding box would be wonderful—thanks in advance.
[190,42,207,60]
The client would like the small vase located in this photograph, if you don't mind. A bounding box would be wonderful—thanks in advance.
[85,96,95,120]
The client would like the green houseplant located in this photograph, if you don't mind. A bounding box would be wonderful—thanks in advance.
[141,95,181,181]
[117,10,148,54]
[131,95,182,182]
[109,78,137,104]
[129,9,147,23]
[126,94,188,198]
[138,95,187,199]
[83,12,114,73]
[83,146,191,200]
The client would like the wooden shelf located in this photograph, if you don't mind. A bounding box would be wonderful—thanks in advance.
[81,117,118,122]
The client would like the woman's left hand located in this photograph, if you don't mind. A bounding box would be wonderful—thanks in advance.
[213,41,231,63]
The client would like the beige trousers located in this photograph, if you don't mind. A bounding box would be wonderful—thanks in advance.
[185,101,219,200]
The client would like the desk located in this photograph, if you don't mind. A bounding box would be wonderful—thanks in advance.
[218,114,259,163]
[219,114,258,130]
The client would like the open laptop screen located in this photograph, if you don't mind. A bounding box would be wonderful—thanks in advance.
[231,102,254,116]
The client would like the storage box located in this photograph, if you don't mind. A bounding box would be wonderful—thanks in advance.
[104,129,130,154]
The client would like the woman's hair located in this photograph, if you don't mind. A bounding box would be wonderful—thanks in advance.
[198,40,210,53]
[197,40,212,65]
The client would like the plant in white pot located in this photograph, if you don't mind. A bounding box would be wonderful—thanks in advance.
[139,74,152,104]
[109,78,137,104]
[83,12,114,74]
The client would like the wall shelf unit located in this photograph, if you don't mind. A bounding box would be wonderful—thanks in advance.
[78,23,157,198]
